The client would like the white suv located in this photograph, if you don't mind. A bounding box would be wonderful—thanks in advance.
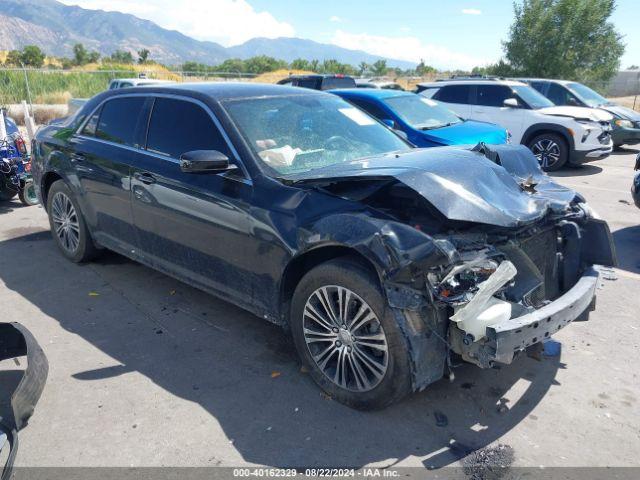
[417,79,613,171]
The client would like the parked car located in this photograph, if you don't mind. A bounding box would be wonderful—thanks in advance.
[277,74,356,90]
[355,79,404,90]
[519,78,640,149]
[633,153,640,208]
[332,88,508,147]
[32,83,616,409]
[417,79,614,171]
[68,78,176,115]
[108,78,175,90]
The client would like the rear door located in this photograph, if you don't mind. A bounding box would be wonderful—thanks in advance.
[72,95,149,251]
[432,84,472,118]
[472,84,524,138]
[130,96,257,306]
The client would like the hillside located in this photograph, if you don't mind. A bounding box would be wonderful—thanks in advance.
[0,0,415,69]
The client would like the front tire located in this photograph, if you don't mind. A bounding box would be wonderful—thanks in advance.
[46,180,99,263]
[527,133,568,171]
[290,258,412,410]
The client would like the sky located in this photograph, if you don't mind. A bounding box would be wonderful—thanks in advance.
[59,0,639,70]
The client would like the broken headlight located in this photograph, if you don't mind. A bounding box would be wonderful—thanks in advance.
[429,257,503,303]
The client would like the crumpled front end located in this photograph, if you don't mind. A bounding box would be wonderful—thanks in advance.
[426,212,615,370]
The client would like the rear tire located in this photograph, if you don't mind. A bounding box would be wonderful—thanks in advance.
[290,257,412,410]
[527,133,568,171]
[46,180,99,263]
[19,180,39,206]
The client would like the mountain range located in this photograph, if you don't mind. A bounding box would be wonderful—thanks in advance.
[0,0,415,69]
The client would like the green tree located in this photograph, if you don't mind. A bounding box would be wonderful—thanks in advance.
[87,51,101,64]
[358,62,369,76]
[109,50,135,64]
[243,55,287,74]
[290,58,311,71]
[416,60,436,76]
[503,0,625,82]
[138,49,150,64]
[309,59,320,72]
[371,59,388,76]
[20,45,46,67]
[72,43,88,66]
[5,50,22,66]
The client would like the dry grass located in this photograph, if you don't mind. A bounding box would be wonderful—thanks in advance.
[7,104,68,126]
[608,96,640,112]
[250,69,314,83]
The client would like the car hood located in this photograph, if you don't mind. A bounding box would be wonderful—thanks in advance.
[537,105,613,122]
[599,104,640,121]
[287,144,578,228]
[419,120,507,146]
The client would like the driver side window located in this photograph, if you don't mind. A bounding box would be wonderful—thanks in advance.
[145,98,231,160]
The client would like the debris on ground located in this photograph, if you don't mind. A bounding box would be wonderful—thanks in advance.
[462,444,515,480]
[543,340,561,357]
[434,411,448,427]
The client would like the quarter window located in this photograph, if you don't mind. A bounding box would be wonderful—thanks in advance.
[81,106,102,137]
[433,85,471,104]
[475,85,514,107]
[145,98,229,159]
[95,97,147,147]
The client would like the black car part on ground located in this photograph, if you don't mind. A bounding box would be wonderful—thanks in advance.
[0,322,48,480]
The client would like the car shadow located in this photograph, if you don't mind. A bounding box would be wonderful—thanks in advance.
[612,145,639,155]
[0,232,562,469]
[549,164,603,178]
[612,225,640,275]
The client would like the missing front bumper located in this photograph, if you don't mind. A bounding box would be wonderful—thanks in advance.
[454,267,599,368]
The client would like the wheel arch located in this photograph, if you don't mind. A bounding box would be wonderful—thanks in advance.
[279,244,381,325]
[40,171,64,210]
[521,123,575,151]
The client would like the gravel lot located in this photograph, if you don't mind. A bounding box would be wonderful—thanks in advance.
[1,148,639,472]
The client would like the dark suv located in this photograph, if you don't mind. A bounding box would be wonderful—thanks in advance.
[277,74,356,90]
[32,83,615,409]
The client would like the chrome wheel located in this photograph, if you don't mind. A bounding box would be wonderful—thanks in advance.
[303,286,388,392]
[531,138,561,169]
[51,192,80,253]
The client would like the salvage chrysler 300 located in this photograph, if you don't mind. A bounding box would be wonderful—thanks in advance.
[32,83,616,409]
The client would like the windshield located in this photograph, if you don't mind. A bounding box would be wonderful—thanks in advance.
[566,82,609,107]
[223,94,410,176]
[512,85,554,109]
[383,95,462,130]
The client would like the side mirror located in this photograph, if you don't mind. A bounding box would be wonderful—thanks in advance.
[635,152,640,171]
[180,150,234,173]
[567,97,580,107]
[503,98,519,108]
[382,118,396,129]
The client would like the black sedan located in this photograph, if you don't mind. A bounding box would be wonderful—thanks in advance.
[32,83,616,409]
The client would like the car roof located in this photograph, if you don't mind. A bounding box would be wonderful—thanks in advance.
[418,79,527,88]
[517,78,573,85]
[287,74,352,79]
[331,88,411,100]
[106,81,325,101]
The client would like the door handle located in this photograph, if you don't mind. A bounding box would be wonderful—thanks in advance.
[134,171,156,185]
[70,153,85,162]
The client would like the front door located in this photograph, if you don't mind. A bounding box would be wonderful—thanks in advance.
[130,96,260,310]
[472,84,525,141]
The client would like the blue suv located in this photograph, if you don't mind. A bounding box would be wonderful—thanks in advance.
[332,88,508,147]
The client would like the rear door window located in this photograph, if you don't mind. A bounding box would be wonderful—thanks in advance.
[95,97,147,147]
[296,78,319,89]
[475,85,514,107]
[433,85,471,104]
[145,97,230,159]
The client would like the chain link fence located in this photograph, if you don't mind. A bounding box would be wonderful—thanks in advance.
[1,67,638,126]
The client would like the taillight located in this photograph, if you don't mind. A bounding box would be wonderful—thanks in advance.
[14,136,27,155]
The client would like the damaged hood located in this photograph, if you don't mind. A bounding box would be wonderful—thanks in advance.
[537,105,613,122]
[599,104,640,122]
[287,145,578,227]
